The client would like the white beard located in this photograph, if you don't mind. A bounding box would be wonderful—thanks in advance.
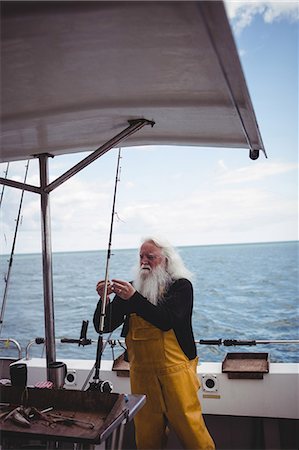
[133,265,173,305]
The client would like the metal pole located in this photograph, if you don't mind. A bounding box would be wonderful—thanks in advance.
[198,339,299,346]
[0,177,42,195]
[45,119,154,193]
[38,154,56,374]
[0,118,155,195]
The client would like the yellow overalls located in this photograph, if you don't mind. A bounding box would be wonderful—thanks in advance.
[126,314,215,450]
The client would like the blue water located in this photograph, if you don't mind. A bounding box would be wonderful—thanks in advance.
[0,241,298,363]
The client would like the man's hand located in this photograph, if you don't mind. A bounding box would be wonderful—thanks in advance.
[111,279,136,300]
[96,280,114,298]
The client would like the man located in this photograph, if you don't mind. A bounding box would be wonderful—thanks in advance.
[94,237,215,450]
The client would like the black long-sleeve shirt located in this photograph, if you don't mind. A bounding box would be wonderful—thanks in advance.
[93,278,197,360]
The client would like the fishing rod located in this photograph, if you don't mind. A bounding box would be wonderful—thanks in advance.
[89,148,122,392]
[0,162,10,208]
[0,161,30,337]
[199,339,299,346]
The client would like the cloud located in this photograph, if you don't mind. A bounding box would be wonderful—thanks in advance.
[215,161,298,185]
[225,1,299,33]
[115,183,297,248]
[112,158,298,247]
[1,154,298,254]
[124,181,135,189]
[0,167,117,253]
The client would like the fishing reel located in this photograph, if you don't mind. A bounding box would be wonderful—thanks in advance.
[88,379,113,393]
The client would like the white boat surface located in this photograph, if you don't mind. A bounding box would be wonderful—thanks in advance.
[0,1,297,449]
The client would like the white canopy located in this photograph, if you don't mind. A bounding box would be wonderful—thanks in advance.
[1,1,266,162]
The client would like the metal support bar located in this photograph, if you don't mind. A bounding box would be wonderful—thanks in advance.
[45,119,155,193]
[39,154,56,374]
[0,119,154,195]
[0,177,42,195]
[198,2,266,160]
[105,418,126,450]
[116,420,126,450]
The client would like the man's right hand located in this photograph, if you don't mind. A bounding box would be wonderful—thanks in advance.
[96,280,114,298]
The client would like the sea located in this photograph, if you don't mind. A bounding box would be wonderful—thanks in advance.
[0,241,298,364]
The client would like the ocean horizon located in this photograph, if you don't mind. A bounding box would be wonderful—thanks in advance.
[3,238,297,257]
[1,240,298,364]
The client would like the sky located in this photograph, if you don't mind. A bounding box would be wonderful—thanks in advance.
[0,1,298,255]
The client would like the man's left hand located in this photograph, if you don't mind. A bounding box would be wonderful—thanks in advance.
[111,279,136,300]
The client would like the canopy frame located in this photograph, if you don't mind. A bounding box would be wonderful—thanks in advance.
[0,118,154,378]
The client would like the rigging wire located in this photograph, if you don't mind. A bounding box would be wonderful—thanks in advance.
[0,160,30,337]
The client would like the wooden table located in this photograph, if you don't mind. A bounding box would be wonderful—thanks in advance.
[0,386,146,449]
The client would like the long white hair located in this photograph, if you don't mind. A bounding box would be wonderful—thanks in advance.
[140,236,193,281]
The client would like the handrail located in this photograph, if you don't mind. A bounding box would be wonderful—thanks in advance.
[24,336,299,360]
[109,339,299,347]
[25,337,98,360]
[0,338,22,359]
[198,339,299,346]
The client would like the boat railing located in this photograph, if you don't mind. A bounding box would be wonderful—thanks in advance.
[0,338,23,380]
[199,339,299,346]
[24,336,299,360]
[108,338,299,348]
[0,338,22,360]
[25,337,98,360]
[25,336,127,360]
